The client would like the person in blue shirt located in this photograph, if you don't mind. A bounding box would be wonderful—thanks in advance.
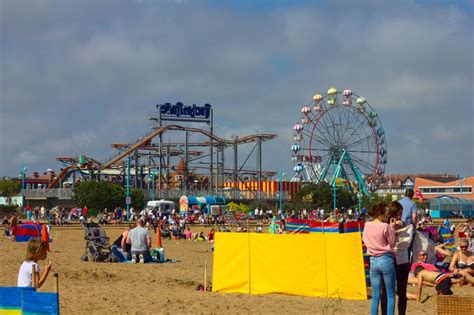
[398,189,418,227]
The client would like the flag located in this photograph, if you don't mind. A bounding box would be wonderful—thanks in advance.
[41,225,50,252]
[268,216,278,234]
[415,189,424,203]
[335,178,348,187]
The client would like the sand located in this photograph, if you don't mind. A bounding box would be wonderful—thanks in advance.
[1,225,472,314]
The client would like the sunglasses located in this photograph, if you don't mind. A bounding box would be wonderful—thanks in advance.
[460,246,468,249]
[419,253,427,256]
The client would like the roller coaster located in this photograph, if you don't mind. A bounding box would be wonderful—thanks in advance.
[48,117,277,200]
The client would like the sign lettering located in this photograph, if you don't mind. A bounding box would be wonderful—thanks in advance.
[159,102,212,120]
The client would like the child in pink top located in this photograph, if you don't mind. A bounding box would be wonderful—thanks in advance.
[362,203,397,315]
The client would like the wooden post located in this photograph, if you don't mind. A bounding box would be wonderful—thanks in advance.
[204,262,207,292]
[32,265,37,288]
[54,273,59,293]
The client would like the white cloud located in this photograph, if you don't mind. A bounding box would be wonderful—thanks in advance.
[0,0,473,177]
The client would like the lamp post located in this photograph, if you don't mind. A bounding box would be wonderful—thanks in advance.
[279,172,285,211]
[20,162,28,212]
[194,179,199,193]
[357,192,362,213]
[126,156,131,220]
[151,168,157,201]
[459,176,464,215]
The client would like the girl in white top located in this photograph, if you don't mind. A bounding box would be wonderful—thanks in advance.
[18,238,52,288]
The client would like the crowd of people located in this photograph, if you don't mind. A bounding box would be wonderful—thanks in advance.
[3,189,472,314]
[362,189,473,315]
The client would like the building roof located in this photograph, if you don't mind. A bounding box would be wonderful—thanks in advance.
[378,173,460,190]
[414,176,474,200]
[416,174,460,183]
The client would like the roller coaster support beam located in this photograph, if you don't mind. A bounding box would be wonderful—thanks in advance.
[126,156,131,219]
[210,109,214,193]
[185,130,189,192]
[233,137,238,195]
[134,150,139,189]
[257,137,262,199]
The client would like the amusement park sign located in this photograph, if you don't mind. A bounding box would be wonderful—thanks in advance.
[158,102,212,122]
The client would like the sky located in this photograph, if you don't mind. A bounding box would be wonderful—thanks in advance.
[0,0,473,180]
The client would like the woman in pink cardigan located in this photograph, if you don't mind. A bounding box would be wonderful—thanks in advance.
[363,203,397,315]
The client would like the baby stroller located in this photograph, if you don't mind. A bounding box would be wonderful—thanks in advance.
[81,221,115,262]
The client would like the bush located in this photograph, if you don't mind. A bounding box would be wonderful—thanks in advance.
[74,181,125,210]
[0,205,20,216]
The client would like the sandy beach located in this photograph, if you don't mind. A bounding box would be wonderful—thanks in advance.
[1,225,472,314]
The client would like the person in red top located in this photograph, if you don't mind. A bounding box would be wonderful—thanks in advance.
[207,228,215,243]
[83,206,88,218]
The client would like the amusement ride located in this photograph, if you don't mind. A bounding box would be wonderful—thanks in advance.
[291,87,387,203]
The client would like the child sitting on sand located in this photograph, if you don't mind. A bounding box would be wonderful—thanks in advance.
[18,238,52,288]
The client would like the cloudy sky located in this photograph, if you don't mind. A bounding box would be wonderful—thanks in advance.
[1,0,473,179]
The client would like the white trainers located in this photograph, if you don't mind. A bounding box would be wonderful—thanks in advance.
[131,254,138,263]
[139,254,145,264]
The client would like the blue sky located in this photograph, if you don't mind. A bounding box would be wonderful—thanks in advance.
[0,0,473,179]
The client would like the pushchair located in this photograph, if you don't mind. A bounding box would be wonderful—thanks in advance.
[80,221,115,262]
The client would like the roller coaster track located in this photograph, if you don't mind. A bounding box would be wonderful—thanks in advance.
[100,124,276,170]
[47,165,74,189]
[110,144,203,157]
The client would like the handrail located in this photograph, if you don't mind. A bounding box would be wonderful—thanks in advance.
[23,188,288,201]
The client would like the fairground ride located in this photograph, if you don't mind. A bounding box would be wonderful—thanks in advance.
[290,87,387,207]
[48,103,277,201]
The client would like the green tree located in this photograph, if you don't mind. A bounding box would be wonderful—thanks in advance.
[337,188,357,209]
[238,203,250,212]
[0,179,21,205]
[295,182,356,210]
[226,202,240,211]
[249,200,264,212]
[294,183,318,202]
[74,181,124,210]
[361,193,394,213]
[310,182,333,209]
[131,188,144,211]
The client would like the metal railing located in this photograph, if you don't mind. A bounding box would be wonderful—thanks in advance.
[144,189,288,200]
[24,189,75,199]
[22,188,289,201]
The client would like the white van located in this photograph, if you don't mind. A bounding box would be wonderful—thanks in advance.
[146,200,175,215]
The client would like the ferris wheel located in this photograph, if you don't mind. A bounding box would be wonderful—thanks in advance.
[291,87,387,194]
